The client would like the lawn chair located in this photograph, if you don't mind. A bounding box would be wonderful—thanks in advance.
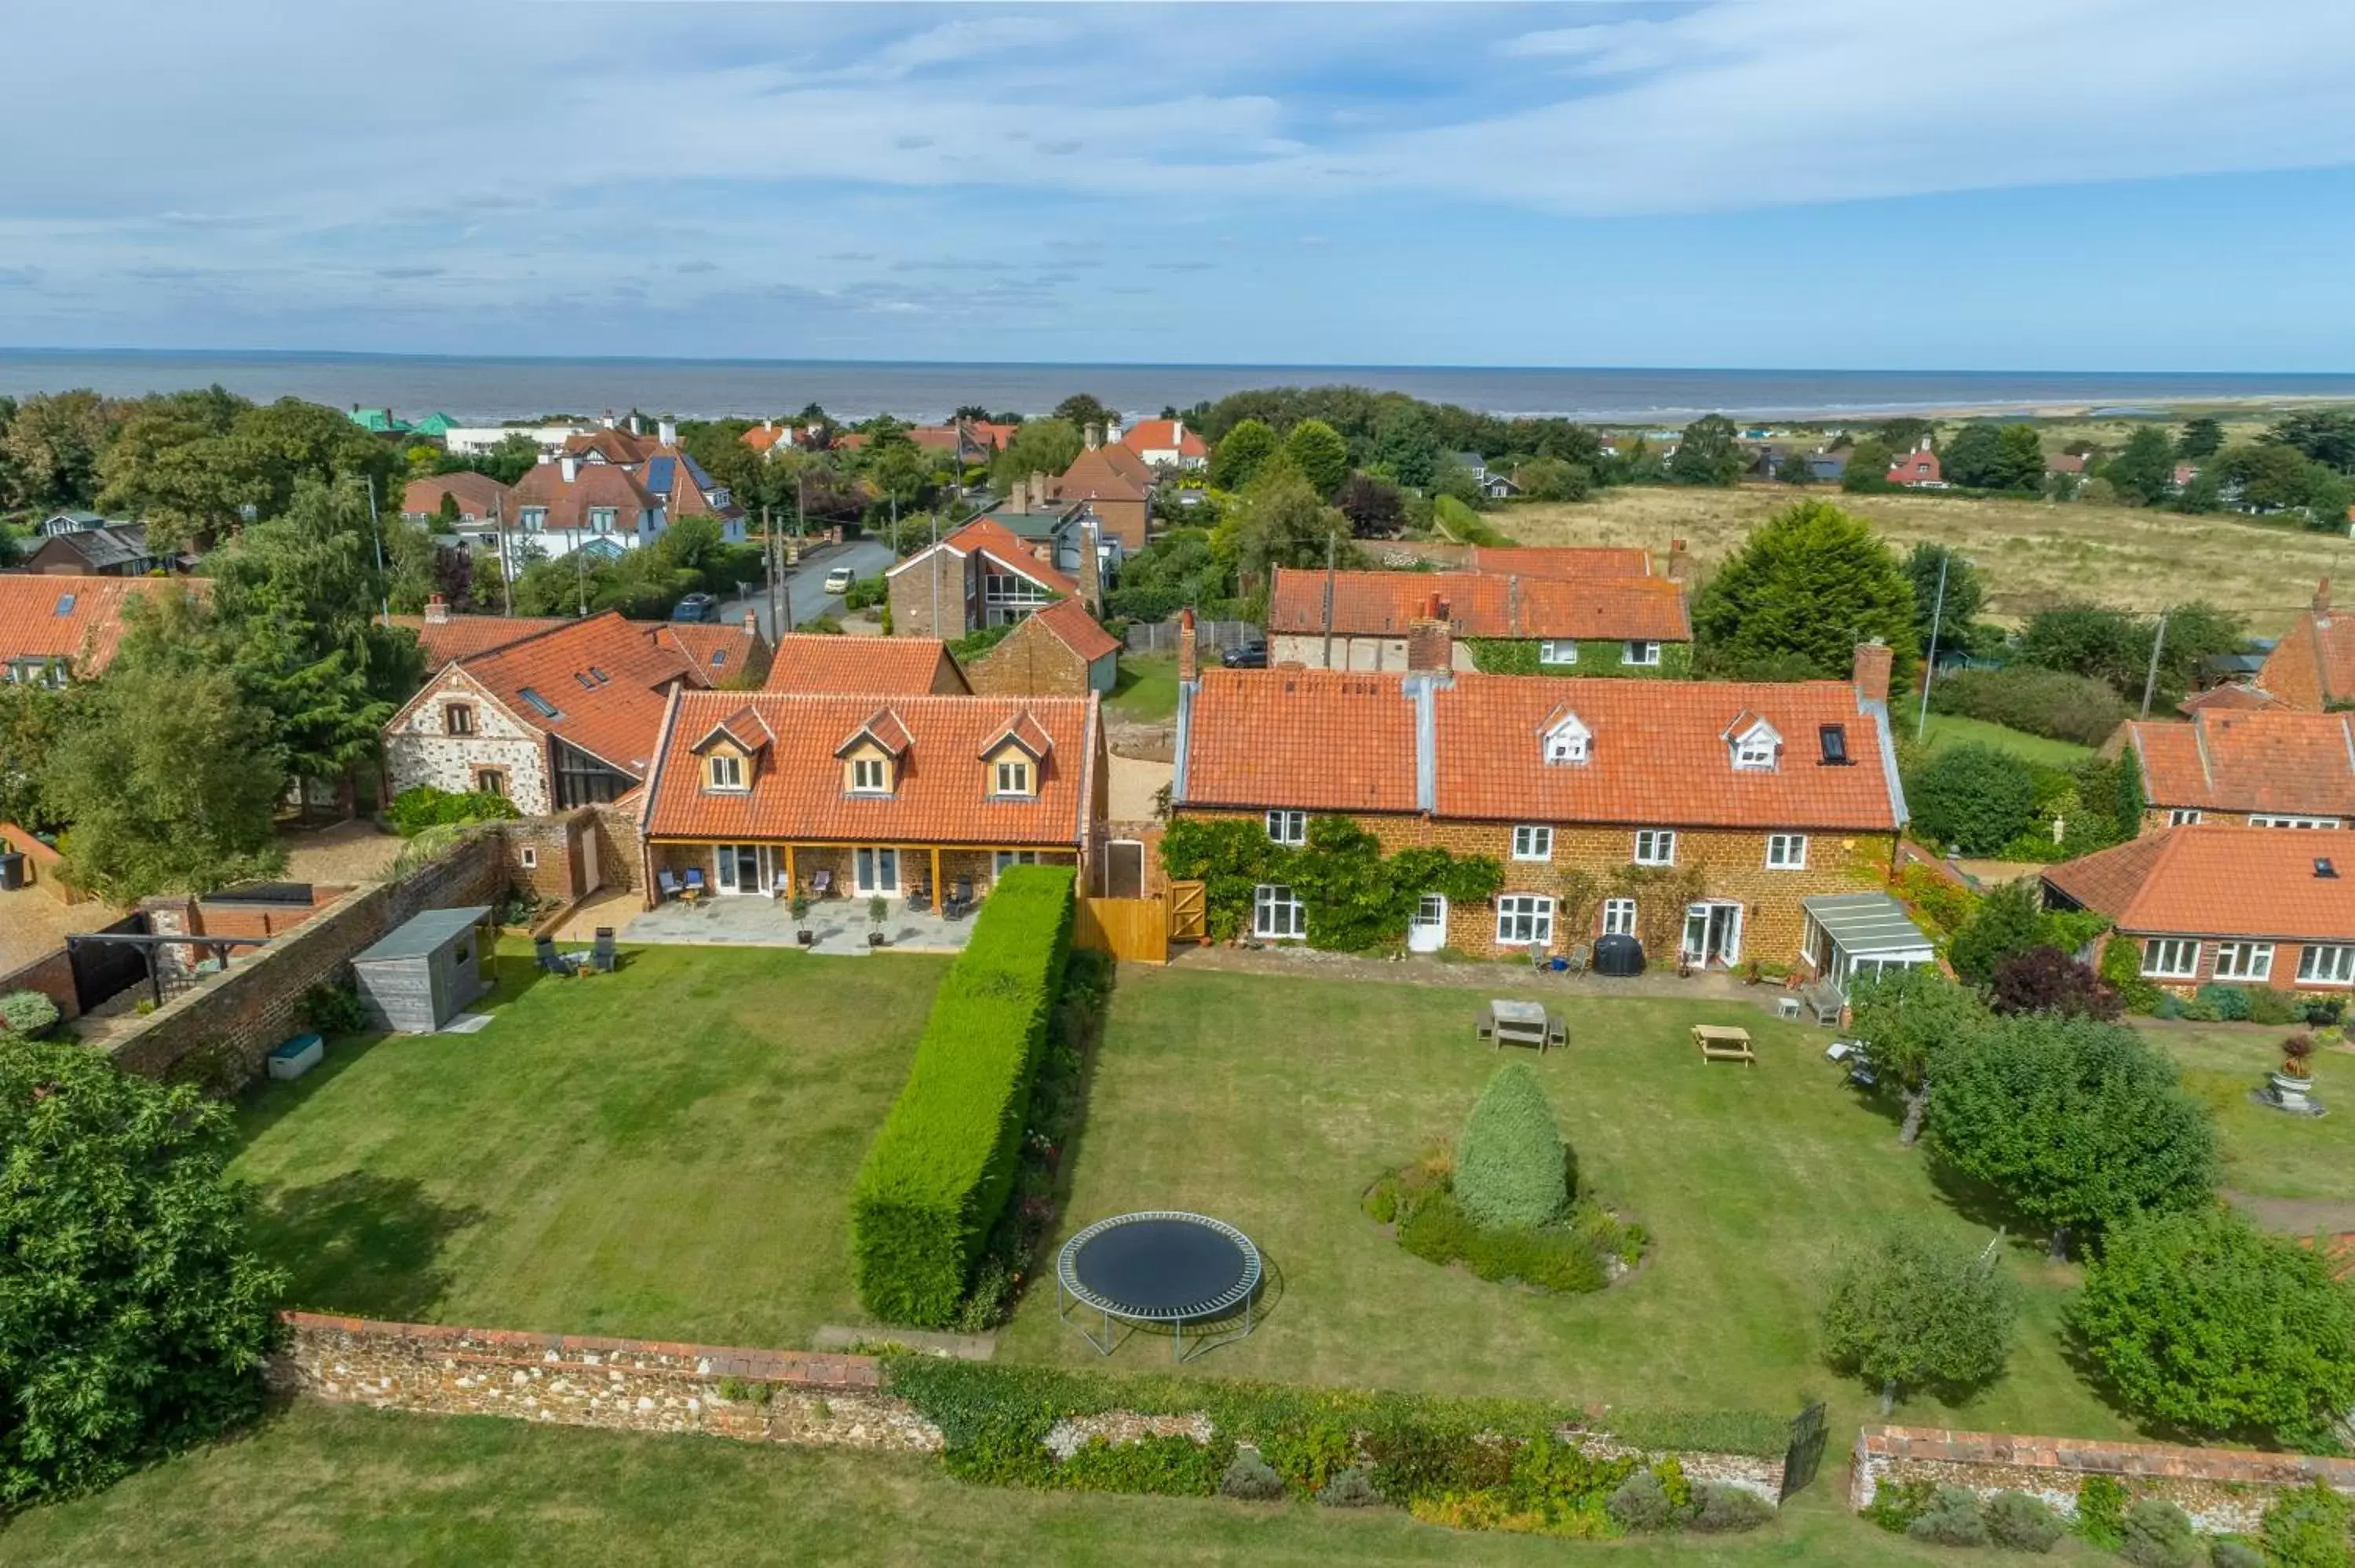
[533,935,571,975]
[808,868,834,899]
[1564,942,1591,976]
[591,928,617,974]
[943,878,976,920]
[905,879,931,914]
[681,867,707,904]
[657,870,681,902]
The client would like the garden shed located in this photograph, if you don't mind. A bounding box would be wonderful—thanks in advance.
[1801,892,1935,994]
[351,906,493,1033]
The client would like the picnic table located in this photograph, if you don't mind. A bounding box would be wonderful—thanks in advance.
[1477,999,1565,1054]
[1692,1023,1757,1066]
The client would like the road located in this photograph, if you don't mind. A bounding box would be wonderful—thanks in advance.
[723,537,895,640]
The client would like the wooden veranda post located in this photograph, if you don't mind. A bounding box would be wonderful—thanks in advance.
[931,846,943,903]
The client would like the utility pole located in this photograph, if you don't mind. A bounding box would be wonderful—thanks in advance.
[2138,608,2170,720]
[761,504,775,638]
[1915,549,1950,742]
[930,508,940,637]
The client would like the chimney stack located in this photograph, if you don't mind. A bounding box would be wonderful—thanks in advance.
[560,454,579,483]
[1178,606,1199,684]
[1031,470,1050,505]
[1406,614,1454,673]
[1853,640,1893,707]
[602,409,616,429]
[1009,478,1028,512]
[630,413,644,436]
[1084,422,1101,451]
[1078,517,1104,614]
[2315,577,2332,614]
[658,417,677,448]
[1667,538,1688,580]
[1172,418,1185,446]
[425,593,449,625]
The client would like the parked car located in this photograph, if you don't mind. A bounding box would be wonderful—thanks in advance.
[1221,640,1269,669]
[671,593,720,623]
[822,566,856,596]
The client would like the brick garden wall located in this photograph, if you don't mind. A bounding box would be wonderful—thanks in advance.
[0,946,78,1022]
[106,834,506,1090]
[1850,1426,2355,1537]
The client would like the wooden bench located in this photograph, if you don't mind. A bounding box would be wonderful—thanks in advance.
[1692,1024,1757,1066]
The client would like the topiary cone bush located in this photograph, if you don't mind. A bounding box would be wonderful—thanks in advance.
[1452,1062,1569,1231]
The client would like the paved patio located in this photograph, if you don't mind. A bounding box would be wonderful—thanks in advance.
[622,893,974,955]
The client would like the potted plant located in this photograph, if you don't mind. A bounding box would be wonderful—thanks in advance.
[790,892,814,946]
[2269,1033,2320,1113]
[867,894,889,947]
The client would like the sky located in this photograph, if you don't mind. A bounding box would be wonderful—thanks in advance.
[5,0,2355,370]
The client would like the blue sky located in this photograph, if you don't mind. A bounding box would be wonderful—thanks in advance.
[5,0,2354,369]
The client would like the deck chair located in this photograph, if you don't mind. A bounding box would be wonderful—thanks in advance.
[533,935,569,975]
[682,867,708,903]
[657,870,681,901]
[808,868,834,898]
[1564,942,1592,975]
[591,928,617,974]
[905,879,932,913]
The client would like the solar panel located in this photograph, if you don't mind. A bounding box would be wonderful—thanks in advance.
[518,687,563,719]
[644,457,676,495]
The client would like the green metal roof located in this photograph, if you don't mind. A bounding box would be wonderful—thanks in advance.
[1802,892,1934,957]
[352,906,492,964]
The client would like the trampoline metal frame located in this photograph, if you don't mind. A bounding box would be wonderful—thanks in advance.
[1055,1210,1263,1363]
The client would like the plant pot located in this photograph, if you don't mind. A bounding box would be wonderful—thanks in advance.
[868,932,886,947]
[796,930,815,946]
[2268,1070,2317,1111]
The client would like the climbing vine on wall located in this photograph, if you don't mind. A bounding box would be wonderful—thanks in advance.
[1463,640,1693,680]
[1161,815,1503,950]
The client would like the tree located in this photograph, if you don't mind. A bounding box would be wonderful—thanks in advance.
[1875,417,1937,450]
[1667,414,1743,487]
[1,389,118,510]
[1280,419,1351,499]
[1927,1014,2218,1256]
[1453,1063,1569,1230]
[991,418,1082,489]
[2072,1209,2355,1449]
[1514,456,1592,502]
[44,595,287,901]
[1941,423,2007,489]
[1210,419,1280,491]
[1773,450,1816,486]
[1820,1229,2016,1413]
[1840,436,1894,494]
[2218,440,2317,512]
[1690,499,1919,680]
[1848,967,1993,1145]
[1992,425,2047,491]
[1988,947,2121,1021]
[1051,392,1113,433]
[1368,401,1443,490]
[0,1041,287,1504]
[0,680,68,832]
[1947,878,2050,986]
[1229,469,1352,578]
[2266,408,2355,474]
[1333,472,1405,536]
[2104,425,2178,506]
[2176,417,2225,460]
[1901,542,1984,657]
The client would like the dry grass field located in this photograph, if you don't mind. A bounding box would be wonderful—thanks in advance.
[1508,486,2348,634]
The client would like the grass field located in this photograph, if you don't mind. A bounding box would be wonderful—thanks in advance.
[0,1401,2129,1567]
[995,968,2140,1446]
[1108,652,1181,722]
[2163,1023,2355,1208]
[1505,485,2339,634]
[1915,712,2094,768]
[230,943,946,1347]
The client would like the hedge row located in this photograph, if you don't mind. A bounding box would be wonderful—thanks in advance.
[850,865,1076,1326]
[1925,665,2127,747]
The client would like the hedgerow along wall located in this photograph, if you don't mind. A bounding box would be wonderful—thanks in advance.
[849,863,1076,1326]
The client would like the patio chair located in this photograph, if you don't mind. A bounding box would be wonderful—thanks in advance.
[1564,942,1591,975]
[770,871,793,899]
[533,935,570,975]
[1546,1013,1567,1048]
[905,880,931,914]
[808,868,833,898]
[657,870,681,902]
[591,928,617,974]
[944,878,976,920]
[682,867,707,903]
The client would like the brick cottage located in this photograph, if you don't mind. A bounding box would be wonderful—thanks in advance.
[2120,706,2355,832]
[1169,615,1910,965]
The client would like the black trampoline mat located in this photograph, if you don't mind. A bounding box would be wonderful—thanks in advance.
[1071,1218,1248,1314]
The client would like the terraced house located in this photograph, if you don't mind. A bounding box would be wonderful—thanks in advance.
[635,688,1104,906]
[2120,707,2355,831]
[1170,619,1909,968]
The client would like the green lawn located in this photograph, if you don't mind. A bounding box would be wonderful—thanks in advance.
[2158,1023,2355,1206]
[1916,712,2094,768]
[998,969,2145,1445]
[1108,653,1179,722]
[230,943,947,1346]
[0,1401,2123,1566]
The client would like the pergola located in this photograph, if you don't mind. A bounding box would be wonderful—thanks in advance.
[1802,892,1935,994]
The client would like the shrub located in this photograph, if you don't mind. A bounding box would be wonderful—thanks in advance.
[1991,946,2122,1019]
[850,866,1075,1326]
[1262,1419,1354,1495]
[2077,1474,2130,1550]
[2102,936,2165,1013]
[1397,1187,1479,1266]
[1906,1486,1989,1547]
[2196,983,2254,1022]
[1689,1483,1774,1533]
[1865,1476,1940,1533]
[2208,1541,2265,1568]
[1606,1468,1675,1531]
[1316,1467,1382,1508]
[1928,665,2130,746]
[0,989,61,1038]
[1466,1225,1607,1293]
[1820,1230,2016,1409]
[386,785,519,837]
[2260,1480,2353,1568]
[1985,1490,2065,1552]
[2246,986,2301,1026]
[2120,1497,2201,1568]
[297,981,367,1037]
[1452,1063,1568,1230]
[1908,742,2039,854]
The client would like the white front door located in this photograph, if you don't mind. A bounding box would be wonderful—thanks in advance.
[855,846,900,895]
[1682,901,1743,966]
[1407,894,1448,953]
[714,844,767,895]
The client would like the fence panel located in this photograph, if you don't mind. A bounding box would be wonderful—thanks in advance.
[68,913,152,1012]
[1124,618,1258,655]
[1075,896,1170,964]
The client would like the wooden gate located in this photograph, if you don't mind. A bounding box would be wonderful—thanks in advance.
[1076,897,1169,963]
[1167,880,1207,943]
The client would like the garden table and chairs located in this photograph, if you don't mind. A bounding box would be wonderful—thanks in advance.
[1477,999,1563,1054]
[1692,1023,1757,1066]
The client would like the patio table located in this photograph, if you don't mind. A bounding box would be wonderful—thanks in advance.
[1692,1023,1757,1066]
[1485,998,1552,1054]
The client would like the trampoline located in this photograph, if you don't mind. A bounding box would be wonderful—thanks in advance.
[1057,1211,1264,1362]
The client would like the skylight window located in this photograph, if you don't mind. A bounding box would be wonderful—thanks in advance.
[53,593,75,617]
[518,687,563,719]
[2319,858,2339,880]
[590,666,610,684]
[1819,724,1849,765]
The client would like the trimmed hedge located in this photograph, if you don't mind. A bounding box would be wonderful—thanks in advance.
[1926,665,2128,746]
[850,865,1075,1326]
[1454,1063,1569,1230]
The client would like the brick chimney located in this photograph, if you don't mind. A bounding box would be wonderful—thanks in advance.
[1009,478,1028,512]
[560,454,579,483]
[1853,640,1893,706]
[743,609,760,637]
[1031,469,1050,504]
[2316,577,2332,614]
[425,593,449,625]
[658,417,677,448]
[1667,538,1688,580]
[1406,615,1454,673]
[1178,606,1199,683]
[1077,518,1104,615]
[1084,422,1102,451]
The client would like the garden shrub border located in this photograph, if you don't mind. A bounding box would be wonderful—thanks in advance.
[850,865,1076,1326]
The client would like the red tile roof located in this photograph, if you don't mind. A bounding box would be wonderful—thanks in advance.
[657,622,767,685]
[741,425,791,454]
[1179,669,1902,830]
[389,612,575,673]
[451,611,703,777]
[2257,593,2355,710]
[1055,446,1152,504]
[401,472,511,522]
[0,574,199,675]
[562,428,663,464]
[887,519,1079,596]
[2178,684,2286,717]
[641,690,1098,846]
[1117,418,1209,461]
[1267,568,1689,643]
[1025,596,1120,664]
[2127,710,2355,817]
[2045,825,2355,941]
[764,633,968,695]
[1463,546,1654,578]
[509,461,663,534]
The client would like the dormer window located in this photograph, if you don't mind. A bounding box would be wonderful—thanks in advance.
[851,757,889,793]
[706,753,745,791]
[1728,717,1782,771]
[995,758,1032,797]
[1543,710,1590,766]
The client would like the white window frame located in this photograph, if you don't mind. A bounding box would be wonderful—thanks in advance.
[518,506,547,534]
[2141,937,2199,979]
[994,849,1041,875]
[1495,895,1555,947]
[706,753,746,790]
[2298,944,2355,985]
[2213,940,2274,981]
[1765,833,1808,869]
[588,506,618,534]
[2250,815,2340,830]
[850,757,888,793]
[994,758,1031,797]
[1253,883,1305,940]
[519,847,538,870]
[1538,640,1579,665]
[1732,727,1779,771]
[1265,809,1307,846]
[1511,825,1554,862]
[1545,727,1589,764]
[1634,829,1677,866]
[1623,640,1662,667]
[2168,808,2202,826]
[1601,897,1637,936]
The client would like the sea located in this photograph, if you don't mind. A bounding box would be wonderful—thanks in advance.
[2,350,2351,426]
